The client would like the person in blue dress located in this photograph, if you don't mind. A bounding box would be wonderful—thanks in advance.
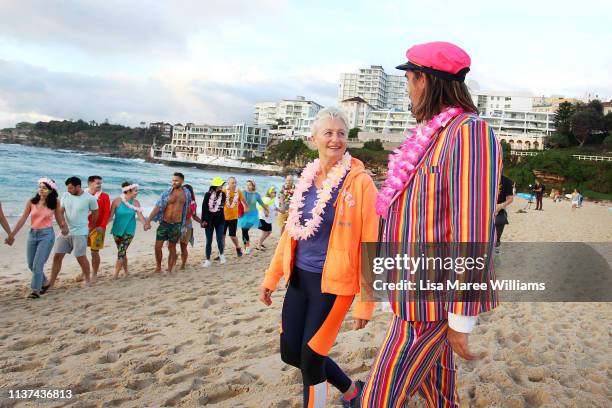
[238,180,268,254]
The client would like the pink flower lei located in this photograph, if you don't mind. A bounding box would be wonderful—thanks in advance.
[375,106,463,218]
[225,189,240,209]
[208,191,223,212]
[286,152,352,240]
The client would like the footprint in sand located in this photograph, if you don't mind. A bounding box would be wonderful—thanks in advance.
[123,373,157,391]
[161,384,193,407]
[171,340,194,354]
[7,336,50,351]
[177,296,199,303]
[97,351,120,364]
[218,346,240,358]
[202,297,219,307]
[133,358,168,374]
[199,384,249,405]
[72,341,102,356]
[143,333,164,341]
[2,360,43,373]
[117,343,149,354]
[161,362,184,375]
[203,333,221,345]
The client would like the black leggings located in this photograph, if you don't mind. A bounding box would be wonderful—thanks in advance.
[495,223,506,246]
[241,228,250,244]
[280,267,354,406]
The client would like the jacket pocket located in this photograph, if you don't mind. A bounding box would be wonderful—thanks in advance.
[324,247,355,285]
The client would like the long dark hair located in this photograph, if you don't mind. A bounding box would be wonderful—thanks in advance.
[410,71,478,122]
[184,184,195,202]
[31,182,58,210]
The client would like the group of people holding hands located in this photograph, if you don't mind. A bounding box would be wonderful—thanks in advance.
[1,171,297,299]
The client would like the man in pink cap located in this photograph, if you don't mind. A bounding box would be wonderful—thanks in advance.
[356,42,502,407]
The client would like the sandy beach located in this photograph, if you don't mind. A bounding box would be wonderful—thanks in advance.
[1,197,611,407]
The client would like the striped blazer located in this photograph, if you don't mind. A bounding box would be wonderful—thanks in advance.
[380,112,502,322]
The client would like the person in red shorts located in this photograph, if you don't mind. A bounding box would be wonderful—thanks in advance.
[86,175,111,283]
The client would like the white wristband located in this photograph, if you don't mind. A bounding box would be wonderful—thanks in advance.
[448,312,477,333]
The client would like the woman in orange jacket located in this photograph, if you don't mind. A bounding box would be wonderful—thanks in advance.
[260,107,378,407]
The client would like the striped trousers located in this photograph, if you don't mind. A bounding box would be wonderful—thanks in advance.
[361,316,459,407]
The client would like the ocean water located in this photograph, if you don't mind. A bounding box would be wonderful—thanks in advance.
[0,144,286,217]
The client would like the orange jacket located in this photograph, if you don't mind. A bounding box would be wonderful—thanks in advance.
[262,158,378,321]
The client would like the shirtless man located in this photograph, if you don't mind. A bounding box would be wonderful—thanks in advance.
[145,173,192,274]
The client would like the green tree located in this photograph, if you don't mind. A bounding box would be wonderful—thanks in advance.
[547,133,571,148]
[553,101,574,136]
[500,140,511,167]
[348,127,361,140]
[603,134,612,150]
[363,139,384,151]
[587,99,604,115]
[267,139,314,165]
[603,112,612,133]
[570,108,602,146]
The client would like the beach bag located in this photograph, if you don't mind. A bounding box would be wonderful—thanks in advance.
[238,201,245,218]
[495,209,508,226]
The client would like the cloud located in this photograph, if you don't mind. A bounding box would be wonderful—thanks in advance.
[0,0,610,130]
[0,0,288,56]
[0,60,175,127]
[0,58,343,129]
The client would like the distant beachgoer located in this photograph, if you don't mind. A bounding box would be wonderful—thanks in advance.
[0,201,11,237]
[571,189,582,210]
[109,182,148,279]
[145,172,192,274]
[79,175,111,283]
[495,175,514,254]
[255,187,279,250]
[179,184,201,270]
[201,177,226,267]
[47,176,99,290]
[277,175,295,234]
[223,176,248,257]
[238,180,268,254]
[552,189,561,203]
[534,180,545,210]
[5,178,68,298]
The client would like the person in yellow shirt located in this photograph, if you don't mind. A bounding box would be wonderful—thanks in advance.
[223,177,249,257]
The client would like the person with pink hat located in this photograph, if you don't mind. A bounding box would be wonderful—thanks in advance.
[357,42,502,407]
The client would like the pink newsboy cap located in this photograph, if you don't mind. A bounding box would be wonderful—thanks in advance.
[396,41,471,82]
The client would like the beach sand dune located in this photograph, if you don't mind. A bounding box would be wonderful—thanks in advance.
[1,197,610,407]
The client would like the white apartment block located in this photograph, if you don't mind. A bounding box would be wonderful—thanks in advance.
[470,90,533,115]
[295,117,316,140]
[339,96,374,129]
[338,65,409,111]
[254,96,322,130]
[167,123,270,160]
[362,108,554,151]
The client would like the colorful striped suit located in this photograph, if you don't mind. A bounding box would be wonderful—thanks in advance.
[363,112,502,407]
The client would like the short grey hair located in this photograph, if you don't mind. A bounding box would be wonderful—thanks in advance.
[310,107,349,137]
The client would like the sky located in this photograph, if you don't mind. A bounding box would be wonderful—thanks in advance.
[0,0,611,129]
